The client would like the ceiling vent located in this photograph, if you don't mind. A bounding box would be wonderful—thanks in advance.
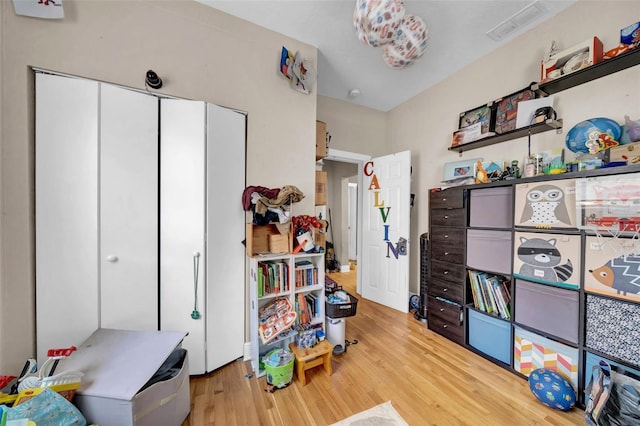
[486,0,547,41]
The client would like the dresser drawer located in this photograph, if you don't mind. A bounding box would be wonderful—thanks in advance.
[428,295,463,325]
[430,260,466,284]
[431,207,466,227]
[430,240,464,264]
[428,297,464,343]
[428,277,463,304]
[430,227,465,246]
[429,188,465,209]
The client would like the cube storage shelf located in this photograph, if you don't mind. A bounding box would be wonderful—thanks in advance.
[249,252,325,378]
[427,164,640,408]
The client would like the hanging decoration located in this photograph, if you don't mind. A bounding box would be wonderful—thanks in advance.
[353,0,406,47]
[279,46,316,94]
[353,0,429,69]
[13,0,64,19]
[382,14,429,69]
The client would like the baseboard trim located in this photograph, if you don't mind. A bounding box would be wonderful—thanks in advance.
[243,342,252,361]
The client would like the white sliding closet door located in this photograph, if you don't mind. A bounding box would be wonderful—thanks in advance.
[206,103,246,372]
[160,99,207,374]
[36,73,159,363]
[36,73,100,363]
[161,99,246,374]
[100,84,158,330]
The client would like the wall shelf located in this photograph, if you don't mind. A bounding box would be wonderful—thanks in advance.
[448,119,563,153]
[533,47,640,96]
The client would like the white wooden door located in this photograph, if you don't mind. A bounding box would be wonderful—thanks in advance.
[205,103,246,371]
[160,99,208,374]
[35,73,100,363]
[100,83,158,330]
[361,151,411,313]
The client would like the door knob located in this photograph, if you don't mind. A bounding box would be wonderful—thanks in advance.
[106,255,118,263]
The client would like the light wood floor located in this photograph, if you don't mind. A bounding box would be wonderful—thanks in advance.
[183,270,585,425]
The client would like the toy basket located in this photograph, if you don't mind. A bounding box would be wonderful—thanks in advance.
[326,291,358,318]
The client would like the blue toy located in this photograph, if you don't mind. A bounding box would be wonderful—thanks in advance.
[528,368,576,411]
[565,117,622,154]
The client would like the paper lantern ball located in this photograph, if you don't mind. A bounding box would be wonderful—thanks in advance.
[353,0,406,47]
[528,368,576,411]
[382,14,429,69]
[565,117,622,154]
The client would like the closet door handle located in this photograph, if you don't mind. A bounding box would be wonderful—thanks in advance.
[106,255,118,263]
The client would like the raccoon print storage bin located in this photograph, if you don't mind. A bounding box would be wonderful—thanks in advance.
[585,235,640,303]
[513,231,581,289]
[586,294,640,366]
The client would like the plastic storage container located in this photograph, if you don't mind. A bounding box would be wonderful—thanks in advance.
[263,349,294,388]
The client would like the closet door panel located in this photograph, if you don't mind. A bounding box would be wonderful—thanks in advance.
[160,99,207,374]
[206,103,246,371]
[35,73,100,363]
[100,84,159,330]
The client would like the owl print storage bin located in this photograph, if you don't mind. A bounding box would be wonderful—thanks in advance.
[513,231,581,289]
[514,179,577,229]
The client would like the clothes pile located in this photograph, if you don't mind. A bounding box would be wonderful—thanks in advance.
[242,185,305,225]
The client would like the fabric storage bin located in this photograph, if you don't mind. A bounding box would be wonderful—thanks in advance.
[586,294,640,366]
[584,235,640,304]
[514,279,579,344]
[468,309,511,364]
[514,179,577,229]
[513,231,581,290]
[466,229,512,274]
[514,326,579,389]
[469,187,513,228]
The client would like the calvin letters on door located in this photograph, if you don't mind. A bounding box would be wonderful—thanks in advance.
[515,179,577,229]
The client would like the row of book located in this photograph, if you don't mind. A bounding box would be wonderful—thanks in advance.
[257,261,289,297]
[296,292,321,325]
[468,270,511,320]
[294,260,318,288]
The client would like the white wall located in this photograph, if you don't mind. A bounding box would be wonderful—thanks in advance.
[0,0,318,372]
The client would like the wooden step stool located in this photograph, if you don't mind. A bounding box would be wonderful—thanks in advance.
[288,340,333,386]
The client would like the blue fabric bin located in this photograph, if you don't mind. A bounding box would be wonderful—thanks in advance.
[468,309,511,364]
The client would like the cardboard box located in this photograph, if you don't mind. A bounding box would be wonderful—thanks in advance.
[606,141,640,165]
[269,233,290,253]
[246,223,292,256]
[316,121,327,160]
[56,329,190,426]
[316,170,327,206]
[541,36,603,82]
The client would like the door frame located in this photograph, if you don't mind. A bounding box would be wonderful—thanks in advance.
[324,148,370,294]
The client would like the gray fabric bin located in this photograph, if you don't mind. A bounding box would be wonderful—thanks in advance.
[514,279,579,344]
[469,187,513,228]
[466,229,512,274]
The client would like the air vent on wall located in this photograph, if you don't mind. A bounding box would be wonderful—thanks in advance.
[486,0,547,41]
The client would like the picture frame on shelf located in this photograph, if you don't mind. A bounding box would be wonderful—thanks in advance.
[458,103,495,134]
[442,157,482,182]
[494,86,536,134]
[540,36,603,82]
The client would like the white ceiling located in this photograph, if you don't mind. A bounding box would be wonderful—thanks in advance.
[197,0,576,112]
